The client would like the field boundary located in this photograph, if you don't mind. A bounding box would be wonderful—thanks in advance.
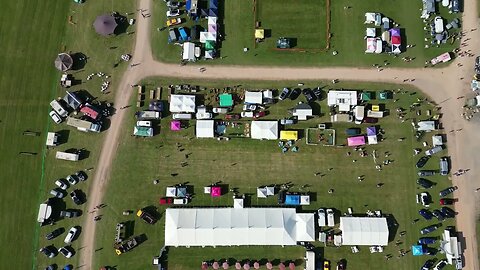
[253,0,331,52]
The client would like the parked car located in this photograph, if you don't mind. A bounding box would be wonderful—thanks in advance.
[55,179,69,190]
[439,198,456,205]
[440,207,456,218]
[225,113,240,120]
[49,111,63,124]
[419,209,433,220]
[432,209,445,221]
[421,259,435,270]
[439,157,449,176]
[280,118,296,125]
[382,17,390,29]
[439,186,457,197]
[421,224,440,234]
[60,210,80,218]
[45,265,56,270]
[418,237,436,245]
[450,0,460,13]
[418,170,435,177]
[166,17,182,27]
[417,178,435,189]
[241,111,254,118]
[46,228,64,240]
[416,156,430,168]
[64,227,79,244]
[289,88,301,100]
[159,197,173,205]
[313,87,323,99]
[168,28,178,43]
[166,8,180,17]
[417,192,430,207]
[66,175,79,185]
[317,208,326,227]
[39,246,57,258]
[279,88,291,100]
[336,260,345,270]
[323,260,330,270]
[302,88,316,103]
[166,1,180,8]
[434,259,448,270]
[50,188,65,199]
[70,190,84,205]
[213,107,229,114]
[253,111,266,119]
[425,145,443,156]
[58,246,74,258]
[445,18,460,30]
[173,198,188,205]
[423,246,438,256]
[75,171,87,182]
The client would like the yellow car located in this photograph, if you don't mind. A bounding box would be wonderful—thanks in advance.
[166,18,182,27]
[323,260,330,270]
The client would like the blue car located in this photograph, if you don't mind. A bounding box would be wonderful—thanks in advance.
[421,259,434,270]
[178,27,189,42]
[421,224,440,235]
[419,209,433,220]
[418,237,436,245]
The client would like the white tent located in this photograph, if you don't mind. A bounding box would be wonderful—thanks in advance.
[166,187,177,197]
[164,208,313,247]
[245,91,263,104]
[257,188,268,198]
[327,90,358,112]
[367,135,378,145]
[417,121,436,131]
[200,32,216,43]
[300,195,310,205]
[182,42,196,61]
[293,103,313,120]
[170,95,196,113]
[432,135,443,146]
[441,229,462,266]
[233,198,244,208]
[251,121,278,140]
[205,50,214,59]
[339,217,389,246]
[208,16,217,25]
[37,203,52,223]
[196,120,215,138]
[295,213,315,241]
[364,12,376,24]
[366,28,376,37]
[365,38,382,54]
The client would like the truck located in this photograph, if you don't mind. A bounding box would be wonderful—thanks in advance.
[331,114,353,122]
[326,208,335,227]
[354,106,365,124]
[50,100,69,117]
[136,209,157,224]
[135,110,161,120]
[115,236,139,255]
[66,117,101,133]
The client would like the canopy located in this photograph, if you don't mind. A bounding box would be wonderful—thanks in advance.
[280,131,298,141]
[285,195,300,205]
[366,126,376,136]
[367,135,378,145]
[196,120,215,138]
[177,187,187,198]
[149,100,164,112]
[93,14,117,36]
[245,91,263,104]
[205,50,215,59]
[339,217,389,246]
[255,29,265,39]
[209,0,218,9]
[80,105,99,120]
[164,208,313,246]
[257,188,268,198]
[412,245,423,256]
[391,36,401,45]
[182,42,196,61]
[432,135,443,146]
[417,121,436,131]
[208,16,218,25]
[365,38,382,54]
[389,28,401,37]
[364,13,376,24]
[219,94,233,107]
[166,187,177,197]
[347,136,366,146]
[205,40,216,51]
[361,92,372,101]
[251,121,278,140]
[37,203,52,223]
[171,120,181,131]
[293,103,312,120]
[55,53,73,71]
[366,28,376,37]
[208,8,218,17]
[295,214,315,241]
[234,198,244,208]
[327,90,358,111]
[211,186,221,197]
[134,126,153,137]
[170,95,196,113]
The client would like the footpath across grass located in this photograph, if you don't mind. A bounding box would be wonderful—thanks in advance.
[92,78,454,270]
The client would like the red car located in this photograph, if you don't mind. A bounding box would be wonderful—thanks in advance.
[225,113,240,120]
[159,197,173,205]
[439,198,456,205]
[253,111,266,119]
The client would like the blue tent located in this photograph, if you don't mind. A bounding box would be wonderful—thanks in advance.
[186,0,191,10]
[208,8,218,17]
[209,0,218,9]
[411,245,423,256]
[284,194,300,205]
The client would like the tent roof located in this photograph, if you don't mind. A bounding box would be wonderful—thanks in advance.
[182,42,196,61]
[251,121,278,140]
[134,126,153,137]
[93,14,117,36]
[219,94,233,107]
[295,213,315,241]
[255,29,265,39]
[391,36,401,45]
[234,198,244,208]
[63,91,82,110]
[366,28,376,37]
[196,120,215,138]
[166,187,177,197]
[280,131,298,141]
[347,136,366,146]
[417,121,436,131]
[327,90,358,111]
[339,217,389,246]
[170,95,196,113]
[171,120,181,131]
[55,53,73,71]
[165,208,312,246]
[390,28,401,37]
[257,188,268,198]
[245,91,263,104]
[366,126,376,136]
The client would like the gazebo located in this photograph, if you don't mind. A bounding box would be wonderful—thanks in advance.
[211,186,221,197]
[94,14,118,36]
[54,53,73,72]
[219,93,233,107]
[170,120,181,131]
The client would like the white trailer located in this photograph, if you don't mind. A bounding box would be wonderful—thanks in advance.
[56,151,79,161]
[66,117,101,133]
[317,208,326,227]
[136,111,161,120]
[46,132,59,147]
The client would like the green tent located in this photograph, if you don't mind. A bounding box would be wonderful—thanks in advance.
[134,126,153,137]
[379,91,391,100]
[219,94,233,107]
[361,92,372,101]
[205,40,215,51]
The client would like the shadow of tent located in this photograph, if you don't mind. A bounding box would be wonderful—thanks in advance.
[114,15,129,35]
[71,52,87,70]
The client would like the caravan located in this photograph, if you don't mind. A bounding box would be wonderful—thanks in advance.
[354,106,365,124]
[50,100,69,117]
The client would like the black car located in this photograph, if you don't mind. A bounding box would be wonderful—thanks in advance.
[439,186,457,197]
[70,190,84,205]
[279,88,291,100]
[420,224,440,234]
[417,178,435,189]
[423,246,438,256]
[60,209,80,218]
[418,170,435,177]
[75,171,87,182]
[421,259,434,270]
[39,246,57,258]
[441,207,456,218]
[45,228,64,240]
[289,88,301,100]
[302,88,316,103]
[432,210,445,221]
[419,209,433,220]
[45,265,56,270]
[313,87,323,100]
[416,156,430,168]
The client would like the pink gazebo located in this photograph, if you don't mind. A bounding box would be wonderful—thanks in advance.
[211,186,222,197]
[171,120,181,131]
[266,262,273,270]
[235,262,242,270]
[278,263,285,270]
[202,262,209,270]
[253,262,260,269]
[288,262,295,270]
[347,135,366,146]
[213,262,220,270]
[222,262,230,269]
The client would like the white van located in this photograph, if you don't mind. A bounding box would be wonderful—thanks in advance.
[317,208,326,227]
[172,113,192,120]
[213,107,229,114]
[173,198,188,205]
[354,106,365,124]
[425,145,443,156]
[50,100,69,117]
[434,17,444,34]
[440,157,449,176]
[136,120,152,127]
[326,208,335,227]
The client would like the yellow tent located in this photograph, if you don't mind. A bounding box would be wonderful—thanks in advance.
[371,105,380,112]
[280,130,298,140]
[255,29,265,39]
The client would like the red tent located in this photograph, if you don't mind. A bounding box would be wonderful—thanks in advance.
[278,263,285,270]
[391,36,401,45]
[80,105,100,120]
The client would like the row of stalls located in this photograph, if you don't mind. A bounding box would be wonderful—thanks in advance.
[365,12,402,54]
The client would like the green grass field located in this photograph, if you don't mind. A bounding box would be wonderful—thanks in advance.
[91,78,455,270]
[152,0,460,67]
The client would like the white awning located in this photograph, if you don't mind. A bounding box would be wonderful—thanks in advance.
[233,198,244,208]
[170,95,196,113]
[339,217,389,246]
[245,91,263,104]
[182,42,196,61]
[166,187,177,197]
[251,121,278,140]
[295,213,315,241]
[37,203,52,223]
[196,120,214,138]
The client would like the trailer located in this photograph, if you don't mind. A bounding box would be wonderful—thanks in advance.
[137,209,157,224]
[136,111,161,120]
[56,151,79,161]
[46,132,59,147]
[327,208,335,227]
[354,106,365,124]
[115,236,139,255]
[66,117,101,133]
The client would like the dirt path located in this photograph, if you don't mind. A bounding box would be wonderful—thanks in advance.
[78,0,480,268]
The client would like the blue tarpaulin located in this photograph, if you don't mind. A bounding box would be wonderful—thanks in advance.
[285,194,300,205]
[186,0,191,10]
[412,245,423,256]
